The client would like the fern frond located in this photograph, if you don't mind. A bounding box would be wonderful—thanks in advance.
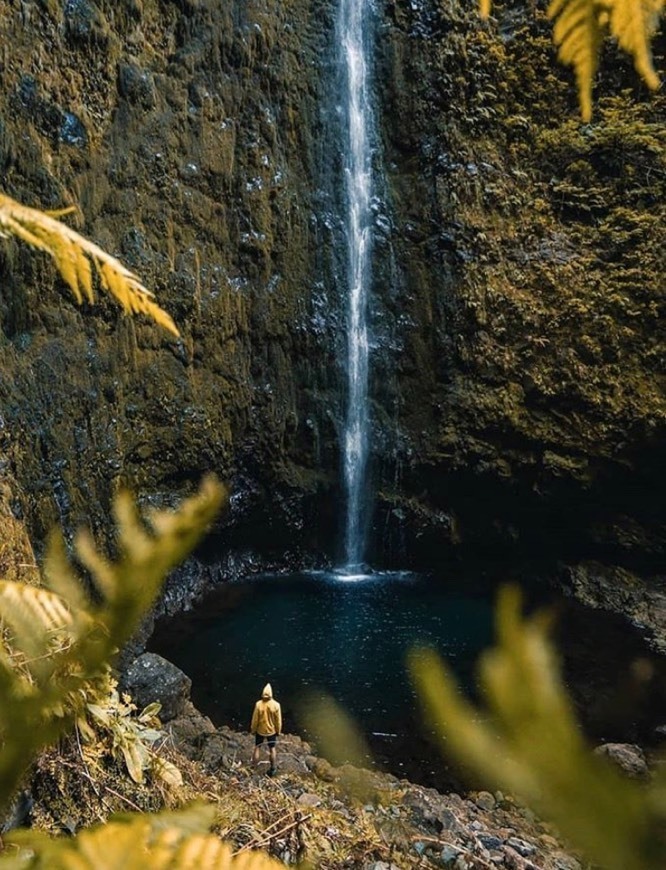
[0,477,225,810]
[548,0,604,121]
[0,192,179,337]
[3,804,284,869]
[481,0,663,119]
[43,532,89,615]
[0,581,72,659]
[607,0,664,89]
[410,587,663,870]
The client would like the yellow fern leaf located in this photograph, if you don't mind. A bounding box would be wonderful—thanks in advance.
[73,529,117,602]
[410,587,661,870]
[548,0,604,121]
[0,192,179,337]
[4,805,284,869]
[43,531,90,615]
[0,478,225,809]
[0,581,72,658]
[607,0,663,89]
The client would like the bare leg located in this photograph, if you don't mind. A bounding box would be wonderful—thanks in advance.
[269,746,276,772]
[252,744,260,766]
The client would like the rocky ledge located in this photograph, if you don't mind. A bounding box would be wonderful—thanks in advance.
[124,653,583,869]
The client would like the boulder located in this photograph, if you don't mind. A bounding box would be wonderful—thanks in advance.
[166,702,216,761]
[121,653,192,721]
[593,743,649,779]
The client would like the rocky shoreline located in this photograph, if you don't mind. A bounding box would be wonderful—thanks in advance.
[116,651,593,868]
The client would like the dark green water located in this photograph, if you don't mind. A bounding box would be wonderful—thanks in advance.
[151,571,666,788]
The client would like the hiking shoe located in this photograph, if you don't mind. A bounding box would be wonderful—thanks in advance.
[268,767,276,777]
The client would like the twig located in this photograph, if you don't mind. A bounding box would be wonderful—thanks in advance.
[99,784,144,813]
[74,724,112,815]
[233,813,312,855]
[410,835,496,870]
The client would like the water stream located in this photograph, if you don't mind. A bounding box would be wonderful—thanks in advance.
[339,0,375,574]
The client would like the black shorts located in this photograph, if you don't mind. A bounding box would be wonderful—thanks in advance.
[255,733,278,748]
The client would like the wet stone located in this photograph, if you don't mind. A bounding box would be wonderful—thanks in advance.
[121,653,191,721]
[59,112,87,148]
[506,837,537,857]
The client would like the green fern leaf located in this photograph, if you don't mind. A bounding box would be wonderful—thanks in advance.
[607,0,663,89]
[548,0,604,121]
[410,587,665,870]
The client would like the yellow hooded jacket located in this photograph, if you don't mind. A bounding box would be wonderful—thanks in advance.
[251,683,282,736]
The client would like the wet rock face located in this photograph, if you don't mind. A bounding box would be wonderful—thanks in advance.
[0,0,341,553]
[0,0,663,624]
[371,0,665,580]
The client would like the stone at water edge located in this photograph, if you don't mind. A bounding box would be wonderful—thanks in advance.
[120,653,192,722]
[593,742,650,779]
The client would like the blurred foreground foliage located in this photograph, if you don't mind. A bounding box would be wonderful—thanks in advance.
[0,479,287,868]
[0,476,224,810]
[480,0,664,120]
[1,803,283,869]
[410,587,666,870]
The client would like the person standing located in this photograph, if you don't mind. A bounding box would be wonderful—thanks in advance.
[250,683,282,776]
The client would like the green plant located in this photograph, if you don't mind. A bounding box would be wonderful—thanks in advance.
[410,587,666,870]
[0,476,224,811]
[81,673,182,787]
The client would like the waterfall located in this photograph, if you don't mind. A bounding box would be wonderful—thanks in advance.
[338,0,375,574]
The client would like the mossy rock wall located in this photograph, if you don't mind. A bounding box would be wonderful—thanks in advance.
[371,0,665,577]
[0,0,342,553]
[0,0,663,599]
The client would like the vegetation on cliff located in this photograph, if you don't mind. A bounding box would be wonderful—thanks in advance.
[481,0,663,120]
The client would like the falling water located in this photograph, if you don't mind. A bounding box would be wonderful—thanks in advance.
[339,0,375,574]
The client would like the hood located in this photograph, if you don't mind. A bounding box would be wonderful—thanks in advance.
[261,683,273,700]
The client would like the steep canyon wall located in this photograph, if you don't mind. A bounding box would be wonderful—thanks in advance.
[0,0,664,634]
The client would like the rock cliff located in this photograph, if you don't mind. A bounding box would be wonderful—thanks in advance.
[0,1,663,635]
